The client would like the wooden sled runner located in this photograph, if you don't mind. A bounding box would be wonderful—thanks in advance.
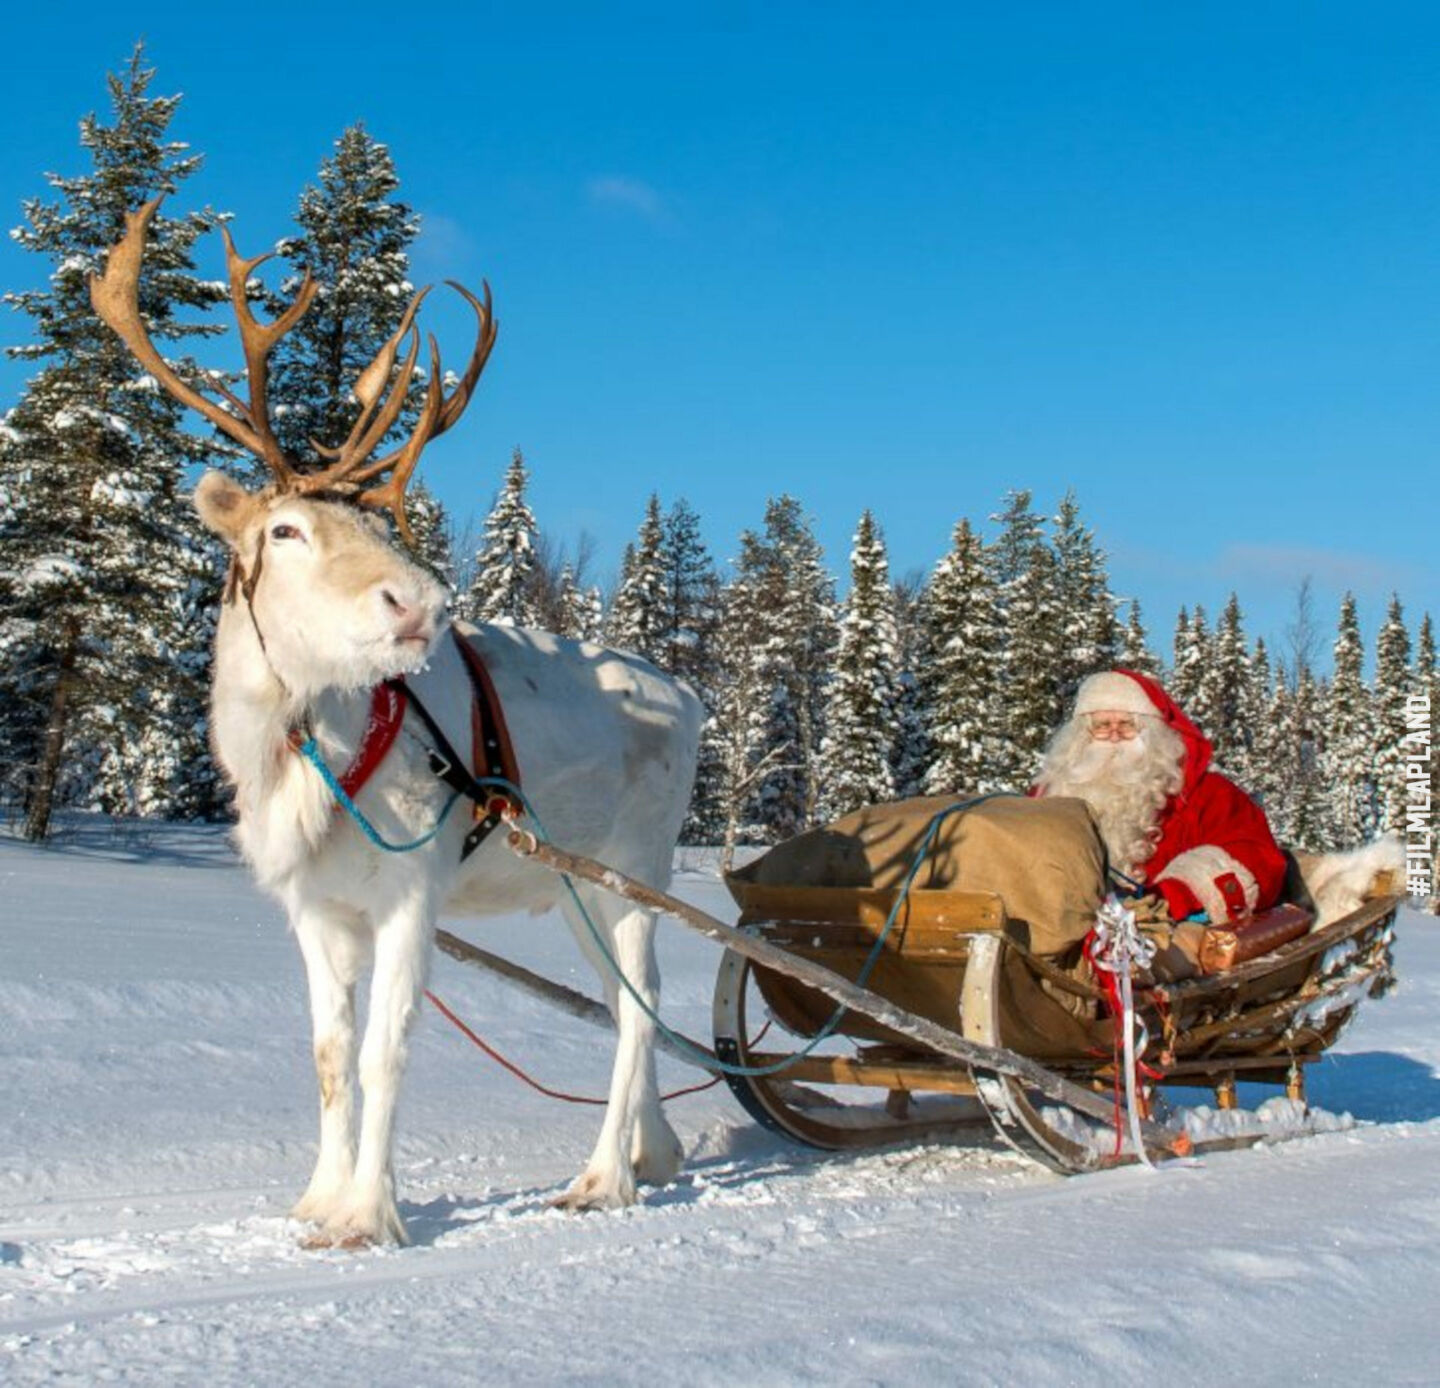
[493,822,1400,1176]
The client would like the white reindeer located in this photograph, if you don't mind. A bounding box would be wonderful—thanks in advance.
[92,200,703,1247]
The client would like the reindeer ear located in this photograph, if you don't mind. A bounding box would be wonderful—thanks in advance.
[194,470,260,546]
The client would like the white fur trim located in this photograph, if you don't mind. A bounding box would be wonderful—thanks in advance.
[1072,672,1158,720]
[1157,844,1260,922]
[1294,836,1404,929]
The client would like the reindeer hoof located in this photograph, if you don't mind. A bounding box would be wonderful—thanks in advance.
[550,1169,636,1212]
[299,1227,380,1252]
[631,1121,684,1187]
[299,1199,408,1249]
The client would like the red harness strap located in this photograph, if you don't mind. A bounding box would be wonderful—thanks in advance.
[286,681,409,808]
[339,681,409,801]
[296,633,522,857]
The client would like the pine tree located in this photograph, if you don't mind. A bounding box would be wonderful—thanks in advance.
[1246,638,1284,819]
[1119,600,1161,676]
[1170,605,1210,728]
[1373,595,1413,835]
[658,498,720,691]
[817,511,899,819]
[266,123,424,473]
[649,498,724,841]
[460,448,542,626]
[606,493,667,662]
[1286,666,1331,849]
[1324,593,1375,845]
[1205,594,1252,782]
[705,532,776,861]
[989,490,1060,785]
[1051,491,1118,705]
[712,496,838,842]
[0,46,227,836]
[754,497,837,837]
[404,480,457,591]
[552,564,603,641]
[920,518,1004,794]
[888,569,932,799]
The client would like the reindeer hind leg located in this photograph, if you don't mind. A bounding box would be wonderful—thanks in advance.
[555,889,681,1209]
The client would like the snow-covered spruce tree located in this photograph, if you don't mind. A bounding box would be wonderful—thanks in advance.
[459,448,543,626]
[920,517,1004,795]
[1118,599,1161,676]
[888,569,933,799]
[1051,491,1119,705]
[606,493,667,662]
[704,532,775,863]
[1253,656,1295,838]
[760,498,837,837]
[265,124,424,472]
[816,511,900,820]
[404,480,457,591]
[652,498,725,842]
[1,45,227,837]
[1324,593,1376,845]
[1170,605,1211,728]
[1204,594,1252,783]
[988,490,1060,786]
[658,497,721,692]
[1286,665,1332,850]
[520,531,600,638]
[1373,594,1413,835]
[1245,638,1284,819]
[722,496,837,842]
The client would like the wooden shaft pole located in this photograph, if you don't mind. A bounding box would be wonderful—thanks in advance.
[506,831,1187,1155]
[432,927,720,1072]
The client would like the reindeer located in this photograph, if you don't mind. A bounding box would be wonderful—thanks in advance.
[91,200,703,1247]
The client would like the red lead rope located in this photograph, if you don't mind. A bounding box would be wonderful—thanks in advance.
[424,990,728,1105]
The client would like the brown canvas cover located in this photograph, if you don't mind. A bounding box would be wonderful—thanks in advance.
[727,794,1107,958]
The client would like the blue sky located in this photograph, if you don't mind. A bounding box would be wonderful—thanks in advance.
[2,3,1436,663]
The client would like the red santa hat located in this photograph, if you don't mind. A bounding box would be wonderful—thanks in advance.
[1071,670,1159,720]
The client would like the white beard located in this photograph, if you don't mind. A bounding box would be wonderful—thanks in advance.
[1036,718,1187,876]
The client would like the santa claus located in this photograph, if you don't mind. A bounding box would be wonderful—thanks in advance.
[1033,669,1288,923]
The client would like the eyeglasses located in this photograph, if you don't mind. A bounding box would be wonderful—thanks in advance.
[1085,711,1140,741]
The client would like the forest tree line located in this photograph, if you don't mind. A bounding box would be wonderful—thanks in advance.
[1,48,1434,895]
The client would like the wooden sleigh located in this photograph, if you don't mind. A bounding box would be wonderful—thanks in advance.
[712,865,1400,1172]
[459,825,1401,1177]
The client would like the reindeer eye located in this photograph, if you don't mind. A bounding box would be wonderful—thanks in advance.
[270,523,302,541]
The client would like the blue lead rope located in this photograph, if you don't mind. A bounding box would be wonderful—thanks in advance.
[298,737,463,853]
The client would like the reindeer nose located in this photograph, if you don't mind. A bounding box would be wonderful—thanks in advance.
[380,583,436,644]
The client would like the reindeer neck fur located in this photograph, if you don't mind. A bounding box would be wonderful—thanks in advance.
[211,592,396,889]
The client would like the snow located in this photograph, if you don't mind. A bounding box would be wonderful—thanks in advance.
[50,405,129,436]
[18,553,81,590]
[2,818,1438,1385]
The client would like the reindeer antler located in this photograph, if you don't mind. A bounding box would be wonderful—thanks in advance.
[89,196,497,541]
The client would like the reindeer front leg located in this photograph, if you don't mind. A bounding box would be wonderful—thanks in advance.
[314,903,431,1247]
[290,908,364,1231]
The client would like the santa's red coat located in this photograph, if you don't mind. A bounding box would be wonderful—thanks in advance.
[1060,670,1288,923]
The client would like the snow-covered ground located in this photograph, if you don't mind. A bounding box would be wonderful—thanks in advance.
[2,819,1438,1386]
